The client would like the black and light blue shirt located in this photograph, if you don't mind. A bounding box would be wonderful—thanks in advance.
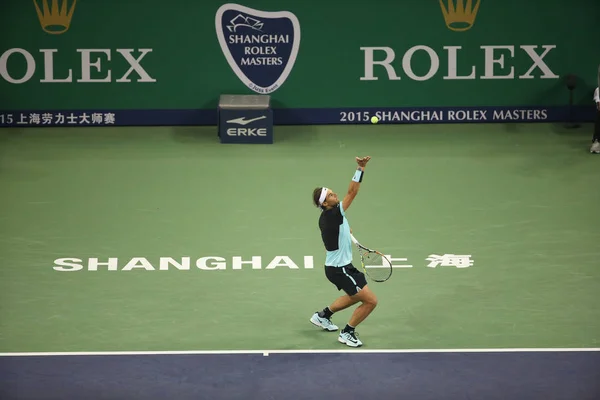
[318,201,353,267]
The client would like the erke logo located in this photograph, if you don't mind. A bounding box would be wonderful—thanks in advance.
[34,0,77,35]
[215,3,301,94]
[439,0,481,32]
[226,116,267,126]
[226,115,268,136]
[226,127,268,137]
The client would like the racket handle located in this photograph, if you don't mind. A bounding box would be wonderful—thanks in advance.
[350,234,358,245]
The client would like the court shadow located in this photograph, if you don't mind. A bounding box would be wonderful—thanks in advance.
[549,122,594,150]
[497,123,526,134]
[467,122,594,161]
[0,128,28,148]
[497,122,588,136]
[272,124,321,144]
[505,124,596,181]
[0,128,28,170]
[169,126,221,145]
[549,122,592,135]
[169,124,322,145]
[0,128,27,136]
[0,129,51,180]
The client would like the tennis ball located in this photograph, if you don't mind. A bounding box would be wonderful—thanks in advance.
[371,116,379,124]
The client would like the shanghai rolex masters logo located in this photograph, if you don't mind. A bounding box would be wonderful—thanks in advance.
[33,0,77,35]
[215,3,301,94]
[439,0,480,32]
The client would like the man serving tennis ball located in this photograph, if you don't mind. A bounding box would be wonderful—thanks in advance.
[310,156,378,348]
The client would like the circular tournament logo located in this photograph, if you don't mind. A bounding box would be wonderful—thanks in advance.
[215,3,301,94]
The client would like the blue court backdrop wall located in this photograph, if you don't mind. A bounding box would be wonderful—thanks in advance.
[1,0,598,127]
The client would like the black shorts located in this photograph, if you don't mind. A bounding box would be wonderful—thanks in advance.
[324,263,367,296]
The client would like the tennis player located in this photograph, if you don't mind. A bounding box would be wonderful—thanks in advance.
[309,156,378,348]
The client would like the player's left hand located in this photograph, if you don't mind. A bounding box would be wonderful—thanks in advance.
[356,156,371,167]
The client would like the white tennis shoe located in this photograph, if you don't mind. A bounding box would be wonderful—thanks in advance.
[310,312,339,332]
[338,330,363,347]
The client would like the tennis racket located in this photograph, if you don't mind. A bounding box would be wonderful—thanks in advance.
[350,234,392,282]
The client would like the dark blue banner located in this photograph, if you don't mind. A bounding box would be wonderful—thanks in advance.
[0,106,594,128]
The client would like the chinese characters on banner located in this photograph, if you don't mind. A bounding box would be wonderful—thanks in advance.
[0,112,116,126]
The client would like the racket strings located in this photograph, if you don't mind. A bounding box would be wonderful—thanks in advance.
[362,251,392,281]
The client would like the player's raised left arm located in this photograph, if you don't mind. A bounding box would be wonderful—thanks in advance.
[342,156,370,212]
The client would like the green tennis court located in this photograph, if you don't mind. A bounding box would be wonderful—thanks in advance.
[1,123,599,354]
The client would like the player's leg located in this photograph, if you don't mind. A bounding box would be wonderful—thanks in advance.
[310,265,353,332]
[347,285,378,327]
[591,108,600,153]
[311,294,358,332]
[336,264,376,347]
[329,294,360,313]
[337,285,377,347]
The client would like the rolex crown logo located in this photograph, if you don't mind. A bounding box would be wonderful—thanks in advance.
[439,0,480,32]
[33,0,77,35]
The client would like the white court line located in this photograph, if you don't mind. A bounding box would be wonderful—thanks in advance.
[0,348,599,357]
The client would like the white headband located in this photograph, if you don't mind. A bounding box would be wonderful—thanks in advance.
[318,187,329,207]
